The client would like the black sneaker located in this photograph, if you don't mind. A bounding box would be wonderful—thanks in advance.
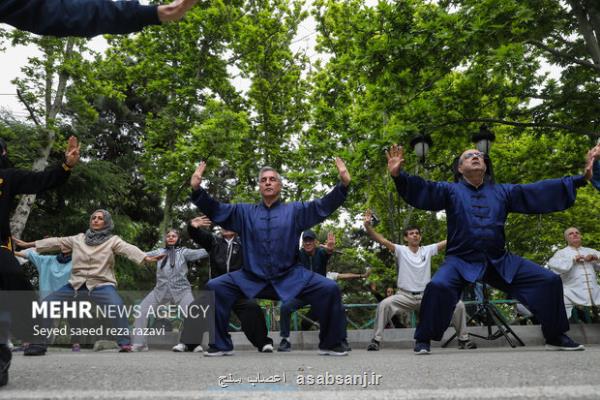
[545,334,585,351]
[342,339,352,352]
[203,346,234,357]
[277,338,291,352]
[458,339,477,350]
[366,339,380,351]
[414,341,430,355]
[318,345,348,356]
[24,344,46,356]
[0,344,11,387]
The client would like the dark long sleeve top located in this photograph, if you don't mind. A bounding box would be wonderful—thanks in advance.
[0,0,160,37]
[187,224,244,278]
[190,183,348,300]
[0,164,71,247]
[393,171,587,283]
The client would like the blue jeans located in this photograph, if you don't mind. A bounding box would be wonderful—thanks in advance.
[40,283,131,346]
[279,298,309,338]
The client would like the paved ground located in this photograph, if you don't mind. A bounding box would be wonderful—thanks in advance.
[1,345,599,399]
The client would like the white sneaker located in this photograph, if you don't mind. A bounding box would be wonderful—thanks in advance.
[192,345,204,353]
[172,343,187,352]
[261,344,274,353]
[131,344,148,352]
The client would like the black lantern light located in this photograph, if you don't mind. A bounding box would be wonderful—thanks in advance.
[472,125,495,154]
[409,134,433,163]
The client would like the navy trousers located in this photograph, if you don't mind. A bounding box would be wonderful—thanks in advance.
[414,258,568,342]
[206,272,346,351]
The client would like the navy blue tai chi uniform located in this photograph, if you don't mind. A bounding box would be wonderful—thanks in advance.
[190,183,348,352]
[0,0,160,37]
[392,171,588,343]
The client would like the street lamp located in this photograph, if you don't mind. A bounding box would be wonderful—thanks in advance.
[409,134,433,163]
[472,125,495,154]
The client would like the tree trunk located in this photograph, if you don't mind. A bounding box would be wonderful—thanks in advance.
[10,38,75,238]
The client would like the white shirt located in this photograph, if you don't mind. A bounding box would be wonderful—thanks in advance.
[393,243,438,292]
[548,246,600,307]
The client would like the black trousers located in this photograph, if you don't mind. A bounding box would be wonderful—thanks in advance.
[180,297,272,350]
[0,247,38,344]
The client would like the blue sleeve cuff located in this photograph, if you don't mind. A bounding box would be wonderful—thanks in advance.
[572,174,588,189]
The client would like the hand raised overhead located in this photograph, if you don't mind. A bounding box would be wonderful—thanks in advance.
[335,157,351,187]
[190,161,206,191]
[158,0,199,22]
[385,144,405,177]
[65,136,80,168]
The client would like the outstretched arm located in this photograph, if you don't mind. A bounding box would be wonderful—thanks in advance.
[0,0,198,37]
[363,210,396,253]
[335,270,370,280]
[187,216,216,252]
[503,145,599,214]
[436,240,447,252]
[294,158,350,230]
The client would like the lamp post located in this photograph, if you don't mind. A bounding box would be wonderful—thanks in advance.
[409,134,433,164]
[472,125,495,154]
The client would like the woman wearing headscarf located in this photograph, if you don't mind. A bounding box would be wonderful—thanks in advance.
[26,209,164,355]
[131,228,208,352]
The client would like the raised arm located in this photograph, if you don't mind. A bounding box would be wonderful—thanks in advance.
[10,136,80,196]
[0,0,198,37]
[319,232,336,255]
[509,145,598,214]
[363,210,395,253]
[386,144,449,211]
[294,158,350,230]
[189,161,243,233]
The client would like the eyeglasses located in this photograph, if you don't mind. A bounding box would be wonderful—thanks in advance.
[463,152,484,159]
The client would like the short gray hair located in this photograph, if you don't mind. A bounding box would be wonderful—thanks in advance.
[563,227,580,242]
[258,166,282,183]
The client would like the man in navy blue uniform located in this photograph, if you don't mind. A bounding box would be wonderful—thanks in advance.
[0,0,198,37]
[591,144,600,192]
[190,158,351,356]
[385,143,597,354]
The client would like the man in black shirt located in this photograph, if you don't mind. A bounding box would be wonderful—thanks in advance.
[0,136,80,386]
[278,230,334,352]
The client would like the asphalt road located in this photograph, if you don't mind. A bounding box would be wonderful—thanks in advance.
[1,346,599,399]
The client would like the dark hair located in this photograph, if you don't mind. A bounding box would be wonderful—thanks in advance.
[402,225,421,236]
